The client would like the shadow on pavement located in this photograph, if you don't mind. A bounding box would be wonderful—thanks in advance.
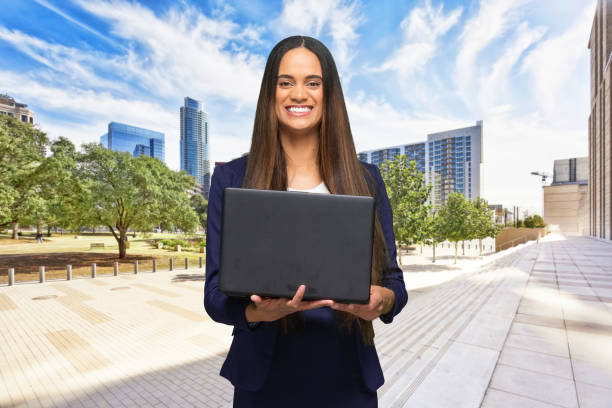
[172,273,206,282]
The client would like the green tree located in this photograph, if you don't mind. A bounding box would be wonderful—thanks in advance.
[437,192,470,264]
[423,211,447,263]
[34,137,88,235]
[190,194,208,231]
[524,214,546,228]
[78,144,199,258]
[470,197,500,256]
[0,115,49,238]
[379,155,431,266]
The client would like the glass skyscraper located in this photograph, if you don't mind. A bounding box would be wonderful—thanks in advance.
[100,122,165,163]
[180,97,210,198]
[358,121,483,207]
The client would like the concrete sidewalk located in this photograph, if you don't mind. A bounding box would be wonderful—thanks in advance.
[0,235,611,407]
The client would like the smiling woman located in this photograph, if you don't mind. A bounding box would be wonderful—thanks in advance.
[274,47,324,138]
[203,36,408,407]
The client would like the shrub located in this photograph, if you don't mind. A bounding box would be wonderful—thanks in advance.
[160,239,192,248]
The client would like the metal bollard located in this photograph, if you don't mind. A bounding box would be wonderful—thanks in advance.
[8,268,14,286]
[185,258,189,270]
[152,259,157,272]
[199,256,203,269]
[67,265,72,281]
[91,263,96,278]
[134,260,138,274]
[169,258,174,271]
[114,262,119,276]
[39,266,45,283]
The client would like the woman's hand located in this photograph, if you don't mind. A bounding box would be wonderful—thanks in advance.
[245,284,333,323]
[330,285,395,321]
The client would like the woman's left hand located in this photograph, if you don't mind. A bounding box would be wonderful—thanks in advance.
[330,285,395,321]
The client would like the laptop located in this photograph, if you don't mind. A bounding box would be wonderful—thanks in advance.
[219,187,375,304]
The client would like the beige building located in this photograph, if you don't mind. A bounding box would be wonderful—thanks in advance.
[543,158,589,236]
[589,0,612,241]
[0,93,35,124]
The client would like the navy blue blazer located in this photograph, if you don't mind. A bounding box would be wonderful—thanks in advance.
[204,155,408,392]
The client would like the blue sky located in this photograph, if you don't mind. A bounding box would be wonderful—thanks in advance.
[0,0,596,215]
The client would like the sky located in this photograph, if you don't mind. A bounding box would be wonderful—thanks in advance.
[0,0,597,216]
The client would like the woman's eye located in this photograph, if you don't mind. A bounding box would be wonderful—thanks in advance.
[278,81,292,87]
[307,81,321,87]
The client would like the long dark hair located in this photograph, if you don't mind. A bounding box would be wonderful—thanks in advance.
[243,35,388,345]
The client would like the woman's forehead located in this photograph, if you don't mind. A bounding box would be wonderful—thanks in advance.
[278,48,322,76]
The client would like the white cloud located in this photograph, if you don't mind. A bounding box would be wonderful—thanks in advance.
[273,0,363,74]
[455,0,533,106]
[73,0,265,105]
[371,0,462,76]
[478,22,546,113]
[520,2,596,121]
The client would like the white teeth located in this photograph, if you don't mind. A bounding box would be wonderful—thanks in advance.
[288,106,312,113]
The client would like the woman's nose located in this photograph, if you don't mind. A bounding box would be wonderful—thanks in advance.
[290,84,307,102]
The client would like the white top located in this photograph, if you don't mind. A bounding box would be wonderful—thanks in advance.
[287,181,330,194]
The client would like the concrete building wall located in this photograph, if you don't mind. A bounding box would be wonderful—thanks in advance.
[589,0,612,241]
[543,184,589,236]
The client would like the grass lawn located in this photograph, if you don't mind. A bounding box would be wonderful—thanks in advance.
[0,232,206,284]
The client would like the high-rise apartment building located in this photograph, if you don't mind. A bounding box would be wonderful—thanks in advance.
[180,97,210,198]
[588,0,612,241]
[100,122,165,162]
[0,93,34,124]
[358,121,483,207]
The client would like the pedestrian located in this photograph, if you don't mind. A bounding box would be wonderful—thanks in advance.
[36,232,43,244]
[204,36,408,407]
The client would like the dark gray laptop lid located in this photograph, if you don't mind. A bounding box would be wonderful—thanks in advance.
[219,187,375,303]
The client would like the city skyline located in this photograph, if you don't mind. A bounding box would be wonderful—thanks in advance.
[0,0,596,215]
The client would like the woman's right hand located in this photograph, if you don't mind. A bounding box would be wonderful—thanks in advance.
[245,284,333,323]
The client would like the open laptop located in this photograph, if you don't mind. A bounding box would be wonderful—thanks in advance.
[219,187,375,304]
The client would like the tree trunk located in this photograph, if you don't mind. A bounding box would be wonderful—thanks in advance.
[479,239,482,256]
[432,244,436,263]
[12,222,18,239]
[37,222,42,235]
[109,225,128,259]
[118,229,128,258]
[47,224,51,237]
[462,240,465,256]
[420,244,423,254]
[397,246,403,267]
[454,242,458,264]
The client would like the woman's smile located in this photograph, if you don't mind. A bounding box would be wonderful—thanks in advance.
[285,105,314,116]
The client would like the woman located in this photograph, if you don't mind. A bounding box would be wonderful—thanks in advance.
[204,36,408,407]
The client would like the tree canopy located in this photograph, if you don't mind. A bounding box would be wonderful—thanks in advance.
[78,143,199,258]
[0,115,48,237]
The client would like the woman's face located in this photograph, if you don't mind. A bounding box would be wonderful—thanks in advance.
[275,47,324,135]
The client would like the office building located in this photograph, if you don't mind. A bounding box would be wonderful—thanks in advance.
[180,97,210,198]
[588,0,612,241]
[0,93,34,124]
[358,121,483,207]
[543,157,589,236]
[100,122,165,162]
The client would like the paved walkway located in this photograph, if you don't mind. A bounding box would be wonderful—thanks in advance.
[0,235,611,407]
